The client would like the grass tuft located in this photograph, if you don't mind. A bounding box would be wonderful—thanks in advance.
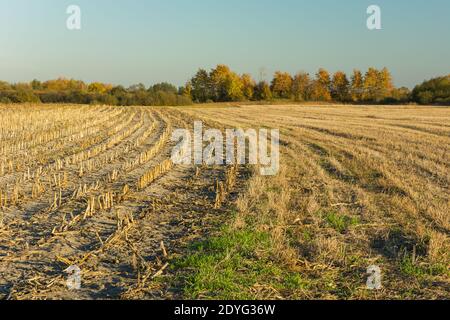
[324,211,360,234]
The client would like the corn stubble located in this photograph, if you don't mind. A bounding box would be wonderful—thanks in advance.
[0,103,448,300]
[182,104,450,300]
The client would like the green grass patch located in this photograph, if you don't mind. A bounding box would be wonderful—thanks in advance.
[172,226,307,299]
[283,273,310,291]
[399,256,448,278]
[324,211,360,234]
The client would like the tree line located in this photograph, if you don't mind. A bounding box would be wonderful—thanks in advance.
[186,65,413,104]
[0,79,193,106]
[411,75,450,105]
[0,67,448,106]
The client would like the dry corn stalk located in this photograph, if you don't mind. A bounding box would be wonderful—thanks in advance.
[50,188,63,209]
[137,159,173,190]
[31,178,45,199]
[108,169,119,182]
[0,189,8,207]
[214,165,239,209]
[214,180,226,209]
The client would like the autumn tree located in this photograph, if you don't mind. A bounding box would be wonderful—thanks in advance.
[377,67,394,100]
[331,71,350,102]
[43,78,86,92]
[0,81,11,90]
[88,82,112,94]
[311,68,332,101]
[67,79,87,91]
[241,73,256,100]
[254,81,272,101]
[291,72,312,101]
[362,67,394,102]
[350,70,364,102]
[210,65,231,101]
[181,82,192,98]
[227,72,245,101]
[271,71,293,99]
[362,68,380,102]
[390,87,411,103]
[210,65,244,102]
[43,78,69,91]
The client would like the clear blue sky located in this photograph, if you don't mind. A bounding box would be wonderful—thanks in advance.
[0,0,449,88]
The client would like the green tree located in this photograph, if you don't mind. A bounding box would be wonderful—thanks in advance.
[31,79,43,90]
[111,85,131,105]
[190,69,212,103]
[151,82,178,94]
[412,75,450,105]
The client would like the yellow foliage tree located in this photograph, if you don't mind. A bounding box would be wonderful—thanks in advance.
[271,71,293,99]
[241,74,256,100]
[210,65,243,101]
[311,68,332,101]
[88,82,112,94]
[351,70,364,102]
[291,72,311,101]
[331,71,350,102]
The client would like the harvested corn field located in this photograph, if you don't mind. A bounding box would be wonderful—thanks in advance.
[0,104,245,299]
[175,104,450,300]
[0,104,449,300]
